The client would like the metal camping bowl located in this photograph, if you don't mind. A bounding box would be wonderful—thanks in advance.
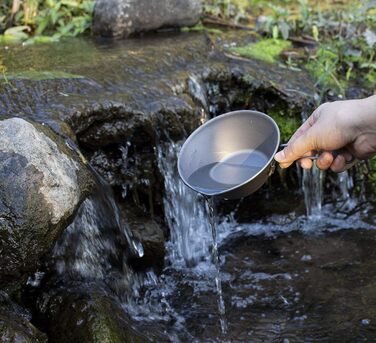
[178,110,280,199]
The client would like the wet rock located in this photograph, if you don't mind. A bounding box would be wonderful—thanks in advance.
[0,118,94,294]
[0,32,317,214]
[0,291,47,342]
[122,204,166,271]
[92,0,203,38]
[36,284,149,343]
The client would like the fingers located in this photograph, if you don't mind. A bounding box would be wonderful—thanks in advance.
[298,150,316,169]
[275,130,317,168]
[275,105,328,168]
[330,154,346,173]
[330,152,356,173]
[295,151,355,172]
[316,151,334,170]
[298,151,334,170]
[299,158,313,169]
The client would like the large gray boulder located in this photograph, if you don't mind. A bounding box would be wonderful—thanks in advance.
[0,118,94,294]
[92,0,203,38]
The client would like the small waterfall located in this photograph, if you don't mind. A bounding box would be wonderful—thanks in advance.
[298,109,325,217]
[53,171,143,292]
[302,165,325,218]
[337,170,356,211]
[188,74,210,120]
[156,140,229,335]
[156,141,212,267]
[156,75,212,266]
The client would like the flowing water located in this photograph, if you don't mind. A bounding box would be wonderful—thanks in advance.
[51,139,376,342]
[4,32,376,342]
[53,168,144,291]
[206,197,228,335]
[156,142,212,266]
[121,141,376,341]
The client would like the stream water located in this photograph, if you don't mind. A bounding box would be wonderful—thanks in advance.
[206,197,228,336]
[4,32,376,342]
[119,142,376,341]
[49,139,376,342]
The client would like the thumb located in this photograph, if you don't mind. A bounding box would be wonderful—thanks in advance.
[275,130,317,168]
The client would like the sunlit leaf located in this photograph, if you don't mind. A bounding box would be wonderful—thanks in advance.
[364,29,376,47]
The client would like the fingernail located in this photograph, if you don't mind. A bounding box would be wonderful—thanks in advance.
[275,150,286,162]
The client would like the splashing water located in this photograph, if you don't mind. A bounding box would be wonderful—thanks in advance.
[302,164,325,218]
[53,171,143,291]
[157,141,213,267]
[206,197,228,335]
[188,74,210,120]
[337,170,356,210]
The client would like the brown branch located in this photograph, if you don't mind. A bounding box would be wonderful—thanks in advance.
[6,0,21,28]
[202,16,254,31]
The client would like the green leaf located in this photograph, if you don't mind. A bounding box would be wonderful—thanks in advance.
[4,26,30,35]
[272,25,279,39]
[35,17,50,35]
[312,25,319,41]
[279,21,290,40]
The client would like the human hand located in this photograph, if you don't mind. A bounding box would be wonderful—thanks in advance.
[274,95,376,172]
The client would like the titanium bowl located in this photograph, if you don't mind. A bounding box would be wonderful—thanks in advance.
[178,110,280,199]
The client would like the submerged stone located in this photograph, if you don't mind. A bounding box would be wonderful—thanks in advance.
[0,118,94,294]
[122,204,166,271]
[93,0,203,38]
[36,284,149,343]
[0,291,47,342]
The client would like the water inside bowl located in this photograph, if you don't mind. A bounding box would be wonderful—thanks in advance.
[187,149,269,195]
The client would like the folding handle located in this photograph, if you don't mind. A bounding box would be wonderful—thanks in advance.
[278,144,356,164]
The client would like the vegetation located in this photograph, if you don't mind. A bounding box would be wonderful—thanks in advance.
[1,0,375,97]
[0,0,94,44]
[204,0,376,97]
[230,38,291,63]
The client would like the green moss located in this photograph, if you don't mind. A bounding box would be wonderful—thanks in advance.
[230,39,291,63]
[369,157,376,183]
[181,24,223,34]
[268,110,300,142]
[2,70,83,81]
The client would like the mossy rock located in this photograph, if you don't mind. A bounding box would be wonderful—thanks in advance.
[268,109,300,142]
[0,291,47,342]
[230,39,292,64]
[3,70,83,81]
[36,284,149,343]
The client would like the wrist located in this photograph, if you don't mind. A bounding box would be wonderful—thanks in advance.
[350,96,376,137]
